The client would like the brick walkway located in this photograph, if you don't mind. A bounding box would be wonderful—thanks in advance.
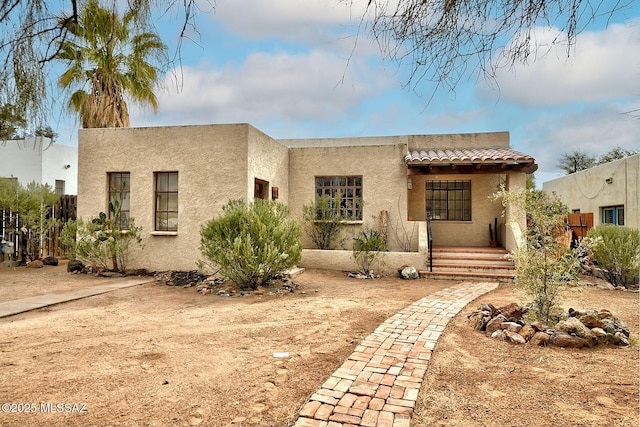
[294,281,499,427]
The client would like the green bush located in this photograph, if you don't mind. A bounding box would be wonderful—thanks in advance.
[65,212,142,273]
[302,195,347,249]
[588,224,640,289]
[352,225,387,275]
[199,199,302,290]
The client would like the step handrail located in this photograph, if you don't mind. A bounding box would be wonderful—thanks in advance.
[427,212,433,272]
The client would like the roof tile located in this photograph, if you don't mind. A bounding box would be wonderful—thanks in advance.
[405,147,536,165]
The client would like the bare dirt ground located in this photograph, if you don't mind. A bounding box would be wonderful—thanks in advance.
[0,261,638,427]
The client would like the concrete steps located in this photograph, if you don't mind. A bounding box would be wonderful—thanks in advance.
[420,246,515,282]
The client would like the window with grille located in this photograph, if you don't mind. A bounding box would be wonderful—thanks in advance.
[426,180,471,221]
[601,206,624,226]
[315,176,362,221]
[108,172,130,229]
[155,172,178,231]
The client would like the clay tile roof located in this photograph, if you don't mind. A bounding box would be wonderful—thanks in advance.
[405,147,536,167]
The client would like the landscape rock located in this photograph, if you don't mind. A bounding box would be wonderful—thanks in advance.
[42,256,58,266]
[548,332,588,349]
[155,270,209,286]
[496,302,525,321]
[590,327,608,345]
[529,332,551,346]
[470,301,630,349]
[67,259,84,273]
[502,322,523,333]
[519,324,536,341]
[503,330,526,344]
[555,317,597,347]
[485,316,505,334]
[400,266,419,280]
[601,317,630,338]
[491,330,506,341]
[26,260,44,268]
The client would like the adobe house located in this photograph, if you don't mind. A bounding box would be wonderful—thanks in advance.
[543,154,639,229]
[77,123,537,275]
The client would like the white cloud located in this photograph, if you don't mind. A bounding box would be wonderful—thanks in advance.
[133,49,393,128]
[479,20,640,107]
[210,0,369,44]
[517,101,640,184]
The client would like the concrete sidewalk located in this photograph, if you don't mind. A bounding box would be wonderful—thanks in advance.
[0,278,152,318]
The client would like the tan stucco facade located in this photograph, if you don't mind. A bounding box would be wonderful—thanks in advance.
[78,124,531,272]
[543,154,639,229]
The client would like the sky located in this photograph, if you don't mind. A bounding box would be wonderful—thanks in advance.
[52,0,640,186]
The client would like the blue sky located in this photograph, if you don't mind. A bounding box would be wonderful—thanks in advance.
[53,0,640,185]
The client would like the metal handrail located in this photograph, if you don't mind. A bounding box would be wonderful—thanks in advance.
[427,212,433,272]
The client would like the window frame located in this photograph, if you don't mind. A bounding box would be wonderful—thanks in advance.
[315,175,363,222]
[154,172,179,232]
[601,205,625,226]
[425,180,472,221]
[55,180,65,196]
[107,172,130,229]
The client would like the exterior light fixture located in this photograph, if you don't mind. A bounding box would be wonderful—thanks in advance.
[407,177,413,190]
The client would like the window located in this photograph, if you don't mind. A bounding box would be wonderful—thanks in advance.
[108,173,130,229]
[254,179,269,199]
[426,180,471,221]
[602,206,624,226]
[155,172,178,231]
[315,176,362,221]
[55,180,65,195]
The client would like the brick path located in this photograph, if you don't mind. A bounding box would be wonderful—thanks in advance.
[294,281,499,427]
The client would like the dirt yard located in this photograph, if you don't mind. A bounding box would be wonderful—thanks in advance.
[0,261,638,427]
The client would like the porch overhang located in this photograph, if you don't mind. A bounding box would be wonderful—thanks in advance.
[405,147,538,174]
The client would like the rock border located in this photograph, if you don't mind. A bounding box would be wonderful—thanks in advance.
[468,303,631,348]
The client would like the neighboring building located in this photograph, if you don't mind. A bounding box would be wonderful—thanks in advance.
[543,154,639,229]
[77,123,537,272]
[0,137,78,195]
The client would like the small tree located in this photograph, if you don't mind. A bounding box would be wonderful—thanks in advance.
[0,179,59,262]
[588,225,640,289]
[302,195,348,250]
[352,224,387,275]
[496,188,593,323]
[200,199,302,290]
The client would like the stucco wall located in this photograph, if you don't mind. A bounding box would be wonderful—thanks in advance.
[407,173,505,247]
[78,124,253,271]
[543,154,639,229]
[247,126,289,203]
[407,131,510,149]
[0,137,77,194]
[288,143,413,252]
[301,249,426,275]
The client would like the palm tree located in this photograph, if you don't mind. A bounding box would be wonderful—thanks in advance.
[57,0,167,128]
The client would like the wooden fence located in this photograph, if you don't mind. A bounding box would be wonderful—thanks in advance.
[1,195,77,263]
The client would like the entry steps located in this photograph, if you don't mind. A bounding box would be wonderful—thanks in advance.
[420,246,515,282]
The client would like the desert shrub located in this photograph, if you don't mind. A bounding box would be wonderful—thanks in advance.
[587,224,640,289]
[199,199,302,290]
[60,219,78,259]
[352,225,387,275]
[64,202,143,274]
[302,195,348,249]
[496,188,593,323]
